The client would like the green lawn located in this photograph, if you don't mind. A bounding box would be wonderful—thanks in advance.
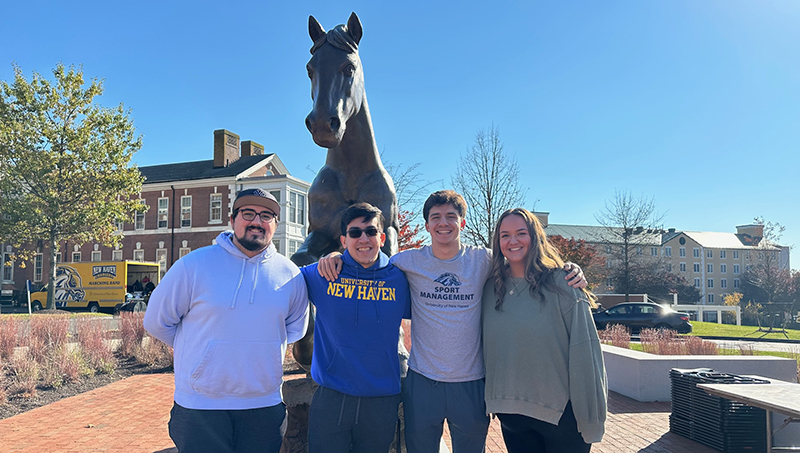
[688,321,800,341]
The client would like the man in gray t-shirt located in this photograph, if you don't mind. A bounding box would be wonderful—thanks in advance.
[319,190,585,453]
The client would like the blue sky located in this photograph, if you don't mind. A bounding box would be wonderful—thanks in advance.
[2,1,798,269]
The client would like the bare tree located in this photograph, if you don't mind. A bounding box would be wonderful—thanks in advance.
[383,159,438,249]
[595,190,665,300]
[451,125,527,248]
[742,217,790,303]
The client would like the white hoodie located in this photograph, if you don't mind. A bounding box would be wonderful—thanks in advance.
[144,231,309,410]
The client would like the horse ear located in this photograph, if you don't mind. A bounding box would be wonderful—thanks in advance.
[347,12,362,45]
[309,15,326,43]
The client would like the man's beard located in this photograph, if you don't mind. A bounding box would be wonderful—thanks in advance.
[236,226,269,252]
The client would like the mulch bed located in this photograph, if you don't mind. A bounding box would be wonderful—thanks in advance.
[0,353,172,420]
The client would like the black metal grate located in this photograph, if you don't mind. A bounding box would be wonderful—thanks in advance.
[670,368,769,453]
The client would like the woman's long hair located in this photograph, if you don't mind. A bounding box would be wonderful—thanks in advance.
[490,208,595,310]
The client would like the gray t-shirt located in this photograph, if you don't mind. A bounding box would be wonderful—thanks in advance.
[390,245,493,382]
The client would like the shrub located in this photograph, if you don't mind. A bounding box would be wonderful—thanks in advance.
[685,335,718,355]
[119,312,146,357]
[76,317,115,374]
[39,345,85,389]
[7,355,39,396]
[134,335,174,369]
[0,317,19,360]
[28,314,70,364]
[599,324,630,349]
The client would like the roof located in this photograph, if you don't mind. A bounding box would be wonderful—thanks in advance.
[139,154,273,183]
[545,224,663,246]
[682,231,779,250]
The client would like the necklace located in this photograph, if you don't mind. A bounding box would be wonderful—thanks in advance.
[509,278,527,295]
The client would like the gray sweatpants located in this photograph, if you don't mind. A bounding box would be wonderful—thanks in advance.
[402,369,489,453]
[308,385,401,453]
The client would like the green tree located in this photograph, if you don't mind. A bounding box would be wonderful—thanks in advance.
[0,64,145,310]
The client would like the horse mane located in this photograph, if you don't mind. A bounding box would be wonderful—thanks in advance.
[310,24,358,54]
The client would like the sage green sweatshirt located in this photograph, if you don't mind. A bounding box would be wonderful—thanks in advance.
[481,270,607,444]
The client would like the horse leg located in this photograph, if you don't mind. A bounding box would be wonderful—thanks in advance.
[289,231,340,267]
[381,225,399,257]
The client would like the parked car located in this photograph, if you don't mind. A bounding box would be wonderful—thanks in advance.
[593,302,692,334]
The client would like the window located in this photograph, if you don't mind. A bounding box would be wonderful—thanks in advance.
[289,192,306,224]
[693,263,700,273]
[289,240,301,256]
[112,250,123,261]
[733,264,740,274]
[694,278,701,288]
[2,252,14,282]
[114,219,124,232]
[734,279,740,288]
[721,278,727,289]
[210,194,222,223]
[605,245,612,254]
[34,253,43,282]
[745,251,751,260]
[179,248,191,258]
[181,196,192,228]
[133,249,144,261]
[720,264,727,274]
[606,277,613,288]
[693,248,700,258]
[664,246,672,257]
[733,250,739,259]
[707,294,714,304]
[666,263,672,272]
[720,250,726,259]
[707,249,713,258]
[636,246,643,256]
[91,251,101,262]
[679,247,686,257]
[651,247,658,256]
[746,264,752,272]
[270,191,281,203]
[56,253,62,264]
[707,264,713,273]
[72,252,81,262]
[158,198,169,229]
[135,211,145,230]
[156,249,167,277]
[606,259,613,269]
[272,240,281,254]
[680,262,686,272]
[707,279,713,288]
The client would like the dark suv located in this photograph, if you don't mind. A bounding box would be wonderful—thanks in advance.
[593,302,692,334]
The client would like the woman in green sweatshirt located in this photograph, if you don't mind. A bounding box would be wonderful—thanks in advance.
[482,208,607,453]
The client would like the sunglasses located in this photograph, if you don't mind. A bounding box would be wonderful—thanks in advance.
[347,226,380,238]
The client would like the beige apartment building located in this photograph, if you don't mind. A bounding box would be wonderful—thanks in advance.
[539,212,790,305]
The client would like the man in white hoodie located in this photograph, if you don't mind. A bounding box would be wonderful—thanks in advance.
[144,188,309,453]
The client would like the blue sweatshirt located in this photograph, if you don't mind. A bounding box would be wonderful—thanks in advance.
[144,231,309,410]
[301,251,411,397]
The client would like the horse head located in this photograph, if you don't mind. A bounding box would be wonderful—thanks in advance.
[305,12,365,149]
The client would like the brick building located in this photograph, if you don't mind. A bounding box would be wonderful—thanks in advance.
[1,129,310,295]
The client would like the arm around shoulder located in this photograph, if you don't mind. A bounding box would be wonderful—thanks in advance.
[285,272,310,344]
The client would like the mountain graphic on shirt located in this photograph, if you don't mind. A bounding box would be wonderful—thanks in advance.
[434,272,462,287]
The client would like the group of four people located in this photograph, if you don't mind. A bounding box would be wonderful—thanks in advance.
[144,188,607,453]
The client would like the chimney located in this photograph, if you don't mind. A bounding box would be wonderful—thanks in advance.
[736,224,764,238]
[241,140,264,157]
[668,228,675,233]
[534,211,549,227]
[213,129,240,168]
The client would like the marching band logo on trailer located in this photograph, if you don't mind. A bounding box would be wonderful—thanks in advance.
[54,266,86,306]
[92,265,117,279]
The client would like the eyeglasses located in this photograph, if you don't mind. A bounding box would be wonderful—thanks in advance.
[238,209,276,223]
[347,226,380,238]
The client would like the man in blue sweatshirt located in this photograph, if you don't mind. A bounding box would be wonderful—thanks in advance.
[144,188,309,453]
[300,202,411,453]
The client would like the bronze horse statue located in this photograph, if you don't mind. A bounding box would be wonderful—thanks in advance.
[291,12,399,267]
[291,13,401,370]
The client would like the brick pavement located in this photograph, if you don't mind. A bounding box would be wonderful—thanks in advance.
[0,373,721,453]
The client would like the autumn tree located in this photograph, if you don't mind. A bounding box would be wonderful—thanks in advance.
[384,160,437,250]
[0,64,145,310]
[452,124,527,248]
[594,190,664,300]
[548,235,606,290]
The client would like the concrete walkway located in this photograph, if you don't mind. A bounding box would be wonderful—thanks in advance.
[0,373,723,453]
